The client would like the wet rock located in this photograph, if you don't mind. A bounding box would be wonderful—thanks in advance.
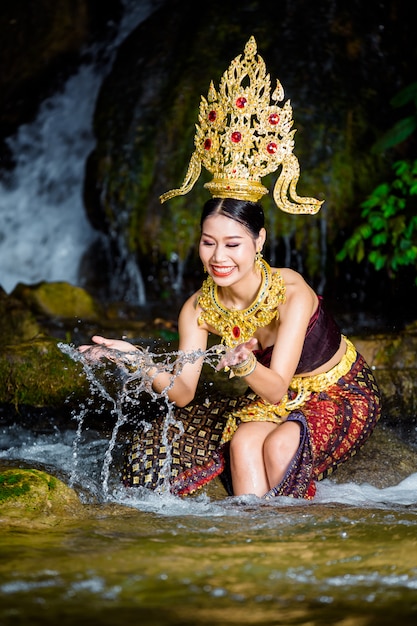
[353,329,417,438]
[329,424,417,489]
[0,337,88,408]
[0,282,177,410]
[12,281,103,322]
[0,467,83,525]
[0,282,102,408]
[0,287,41,344]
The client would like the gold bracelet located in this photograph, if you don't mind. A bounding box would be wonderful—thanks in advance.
[229,352,257,378]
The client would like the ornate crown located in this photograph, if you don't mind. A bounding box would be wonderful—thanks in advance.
[160,36,323,214]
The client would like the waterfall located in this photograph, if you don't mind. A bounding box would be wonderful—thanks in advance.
[0,0,162,302]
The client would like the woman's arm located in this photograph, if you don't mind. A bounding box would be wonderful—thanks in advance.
[149,293,209,406]
[78,292,209,408]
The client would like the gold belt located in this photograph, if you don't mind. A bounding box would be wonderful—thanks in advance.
[285,335,357,410]
[220,336,357,443]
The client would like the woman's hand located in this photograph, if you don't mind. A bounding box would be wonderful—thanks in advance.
[216,337,258,371]
[78,335,139,363]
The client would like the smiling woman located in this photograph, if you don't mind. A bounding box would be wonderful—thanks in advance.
[78,37,381,501]
[79,194,381,501]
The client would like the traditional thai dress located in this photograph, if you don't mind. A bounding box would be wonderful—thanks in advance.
[123,264,381,499]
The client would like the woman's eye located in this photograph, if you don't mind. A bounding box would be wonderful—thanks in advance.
[226,243,239,248]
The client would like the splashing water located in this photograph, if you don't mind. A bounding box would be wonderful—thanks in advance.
[58,342,225,499]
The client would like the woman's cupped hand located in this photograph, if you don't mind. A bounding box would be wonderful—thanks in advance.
[216,337,258,371]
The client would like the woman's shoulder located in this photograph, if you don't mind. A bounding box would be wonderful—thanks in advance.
[272,267,317,309]
[271,266,306,286]
[180,288,203,314]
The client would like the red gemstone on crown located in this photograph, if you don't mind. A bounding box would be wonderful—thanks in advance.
[208,110,217,122]
[269,113,280,125]
[204,138,212,150]
[231,132,242,143]
[236,97,247,109]
[232,326,241,338]
[267,142,277,154]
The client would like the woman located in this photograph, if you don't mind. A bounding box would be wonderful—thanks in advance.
[80,196,381,499]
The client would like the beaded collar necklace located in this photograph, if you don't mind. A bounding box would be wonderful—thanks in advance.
[197,259,286,347]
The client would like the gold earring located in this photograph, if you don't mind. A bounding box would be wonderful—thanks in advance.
[255,250,263,270]
[203,265,208,273]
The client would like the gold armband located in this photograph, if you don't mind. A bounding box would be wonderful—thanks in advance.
[229,352,257,378]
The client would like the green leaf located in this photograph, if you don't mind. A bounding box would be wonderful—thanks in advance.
[390,81,417,108]
[356,240,365,263]
[394,160,414,178]
[369,251,387,270]
[367,214,387,230]
[357,223,374,239]
[371,117,417,153]
[361,184,390,210]
[371,232,388,246]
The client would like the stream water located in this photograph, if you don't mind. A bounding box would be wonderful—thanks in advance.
[1,346,417,625]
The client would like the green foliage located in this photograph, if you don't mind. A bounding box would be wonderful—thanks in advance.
[338,81,417,282]
[337,160,417,281]
[371,81,417,153]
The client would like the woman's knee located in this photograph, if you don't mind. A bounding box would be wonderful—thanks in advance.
[230,422,276,458]
[229,425,252,458]
[263,421,301,464]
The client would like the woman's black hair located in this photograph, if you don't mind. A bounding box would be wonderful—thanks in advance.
[200,198,265,239]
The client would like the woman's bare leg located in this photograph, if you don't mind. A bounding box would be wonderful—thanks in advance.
[263,421,302,489]
[229,422,277,496]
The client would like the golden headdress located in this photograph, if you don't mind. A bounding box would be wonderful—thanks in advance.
[160,36,323,214]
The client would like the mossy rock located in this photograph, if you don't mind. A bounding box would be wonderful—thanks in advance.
[352,330,417,427]
[0,468,83,522]
[12,281,103,321]
[353,326,417,370]
[0,288,41,345]
[0,337,88,407]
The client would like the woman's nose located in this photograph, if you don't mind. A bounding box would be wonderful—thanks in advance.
[211,246,225,262]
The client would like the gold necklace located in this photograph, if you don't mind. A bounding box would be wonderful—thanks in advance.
[197,259,286,347]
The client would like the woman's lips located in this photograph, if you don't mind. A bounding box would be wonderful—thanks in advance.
[211,265,235,277]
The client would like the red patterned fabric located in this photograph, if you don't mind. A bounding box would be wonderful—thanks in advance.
[263,354,381,499]
[171,452,225,496]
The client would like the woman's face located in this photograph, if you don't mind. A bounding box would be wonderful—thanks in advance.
[199,214,265,285]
